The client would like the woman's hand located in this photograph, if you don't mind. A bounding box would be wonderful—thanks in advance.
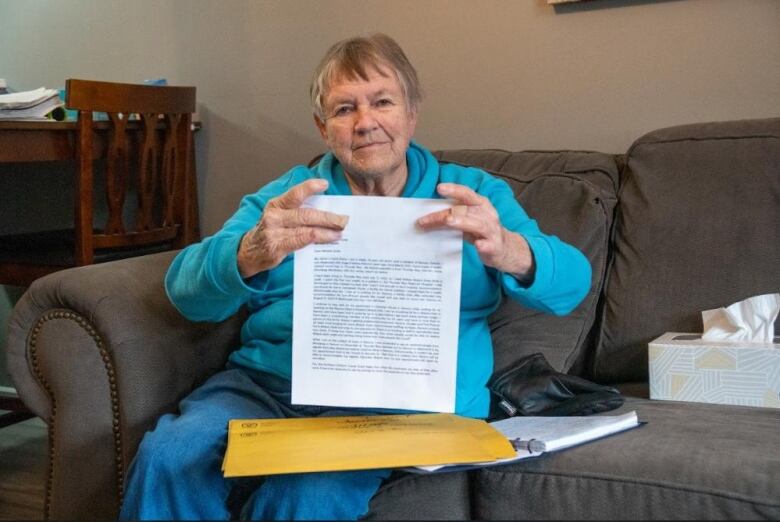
[417,183,535,284]
[237,179,349,278]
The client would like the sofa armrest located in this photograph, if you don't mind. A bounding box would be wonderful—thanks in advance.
[6,251,243,519]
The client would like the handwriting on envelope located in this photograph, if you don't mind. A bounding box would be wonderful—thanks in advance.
[222,413,514,477]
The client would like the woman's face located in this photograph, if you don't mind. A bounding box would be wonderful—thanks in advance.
[315,65,417,186]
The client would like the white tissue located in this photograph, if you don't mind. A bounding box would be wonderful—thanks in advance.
[701,293,780,343]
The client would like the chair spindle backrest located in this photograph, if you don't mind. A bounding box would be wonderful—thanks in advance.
[65,79,196,265]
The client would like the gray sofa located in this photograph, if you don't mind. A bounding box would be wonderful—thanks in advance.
[7,117,780,519]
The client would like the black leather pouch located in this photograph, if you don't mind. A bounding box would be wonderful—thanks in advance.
[488,352,624,418]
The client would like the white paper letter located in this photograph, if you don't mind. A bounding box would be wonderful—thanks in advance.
[292,196,462,412]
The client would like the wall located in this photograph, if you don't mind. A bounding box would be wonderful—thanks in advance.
[0,0,779,384]
[1,0,778,234]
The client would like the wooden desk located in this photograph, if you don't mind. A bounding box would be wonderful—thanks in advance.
[0,120,80,162]
[0,120,200,237]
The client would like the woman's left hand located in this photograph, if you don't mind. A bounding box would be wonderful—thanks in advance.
[417,183,535,284]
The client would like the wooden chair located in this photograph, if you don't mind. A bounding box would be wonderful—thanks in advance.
[0,79,199,287]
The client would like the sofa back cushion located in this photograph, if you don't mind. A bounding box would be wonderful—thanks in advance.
[434,149,619,375]
[595,118,780,383]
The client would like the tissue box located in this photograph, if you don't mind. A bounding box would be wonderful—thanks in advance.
[649,333,780,409]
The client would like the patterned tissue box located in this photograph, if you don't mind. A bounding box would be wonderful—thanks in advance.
[649,332,780,409]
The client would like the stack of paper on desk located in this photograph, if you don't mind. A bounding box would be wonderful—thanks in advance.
[0,87,63,120]
[222,413,515,477]
[414,410,641,472]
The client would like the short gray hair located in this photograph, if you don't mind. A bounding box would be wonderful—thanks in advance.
[310,33,422,121]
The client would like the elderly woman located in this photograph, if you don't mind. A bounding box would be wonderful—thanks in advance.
[120,34,590,520]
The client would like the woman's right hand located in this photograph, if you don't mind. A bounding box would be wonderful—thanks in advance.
[237,179,348,278]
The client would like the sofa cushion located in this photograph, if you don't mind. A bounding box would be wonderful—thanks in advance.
[365,470,470,519]
[472,397,780,520]
[435,150,619,374]
[595,118,780,383]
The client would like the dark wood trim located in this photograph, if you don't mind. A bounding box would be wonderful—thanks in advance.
[74,110,94,266]
[92,226,179,248]
[0,120,201,163]
[66,79,195,114]
[0,264,63,287]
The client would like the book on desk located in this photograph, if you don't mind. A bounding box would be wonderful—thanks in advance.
[0,87,64,121]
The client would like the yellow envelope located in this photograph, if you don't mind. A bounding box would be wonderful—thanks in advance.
[222,413,515,477]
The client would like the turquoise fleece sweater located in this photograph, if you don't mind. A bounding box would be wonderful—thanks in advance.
[165,142,591,418]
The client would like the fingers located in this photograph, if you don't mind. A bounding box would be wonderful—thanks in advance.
[274,226,343,253]
[417,182,509,271]
[269,178,329,210]
[436,183,485,206]
[238,221,343,278]
[451,205,468,218]
[445,209,495,240]
[260,178,347,256]
[417,200,472,229]
[417,182,493,229]
[418,206,495,248]
[264,179,348,229]
[238,179,344,278]
[416,207,453,229]
[264,207,349,230]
